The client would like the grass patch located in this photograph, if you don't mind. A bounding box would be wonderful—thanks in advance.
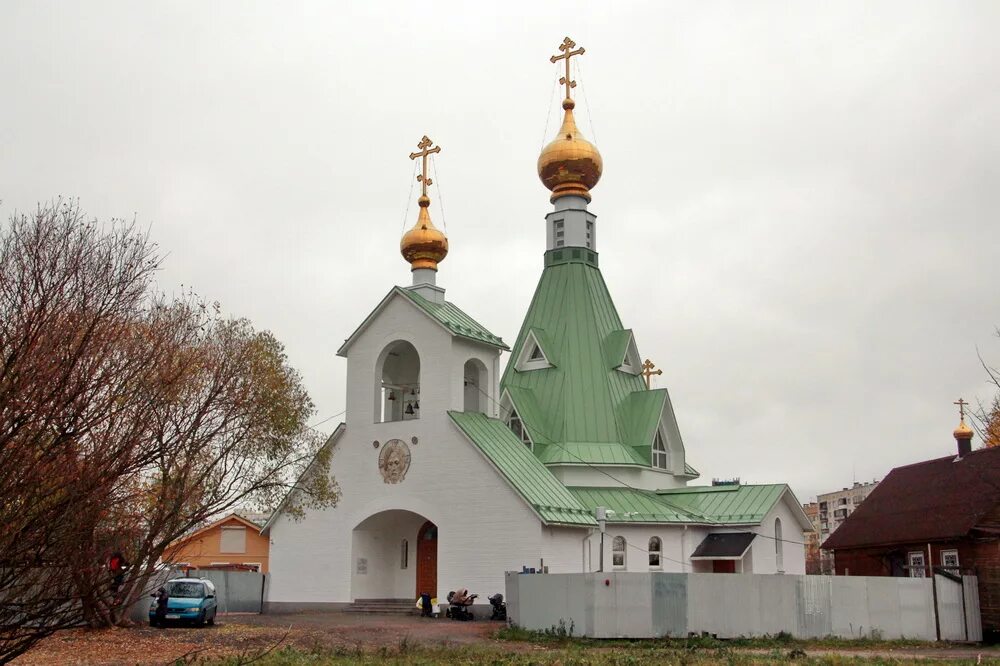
[495,625,947,652]
[201,643,1000,665]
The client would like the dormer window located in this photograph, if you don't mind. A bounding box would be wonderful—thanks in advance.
[506,408,532,448]
[514,329,554,372]
[652,431,668,469]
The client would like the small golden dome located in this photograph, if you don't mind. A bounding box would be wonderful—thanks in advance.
[954,418,974,440]
[537,98,603,203]
[401,195,448,271]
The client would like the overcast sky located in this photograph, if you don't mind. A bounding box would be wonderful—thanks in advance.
[2,1,998,502]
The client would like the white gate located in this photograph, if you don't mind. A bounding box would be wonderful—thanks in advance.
[934,573,981,642]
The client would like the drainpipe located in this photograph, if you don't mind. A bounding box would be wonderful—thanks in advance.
[596,507,607,572]
[681,526,687,572]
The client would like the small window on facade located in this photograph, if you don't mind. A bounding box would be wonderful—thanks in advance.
[220,526,247,554]
[556,240,564,247]
[941,549,959,569]
[528,344,545,362]
[612,536,626,569]
[648,537,662,569]
[401,539,409,569]
[506,408,531,447]
[652,431,668,469]
[908,551,926,578]
[555,220,564,230]
[774,518,783,572]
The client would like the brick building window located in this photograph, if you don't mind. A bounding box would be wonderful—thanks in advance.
[941,550,959,569]
[908,551,926,578]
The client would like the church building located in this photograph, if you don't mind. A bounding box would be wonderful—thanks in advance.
[263,38,811,611]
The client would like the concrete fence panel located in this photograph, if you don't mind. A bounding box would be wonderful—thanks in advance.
[507,572,958,641]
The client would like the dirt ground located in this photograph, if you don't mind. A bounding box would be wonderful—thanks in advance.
[13,611,1000,665]
[13,612,497,665]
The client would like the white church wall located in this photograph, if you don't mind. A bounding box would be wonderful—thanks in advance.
[267,294,588,607]
[746,494,807,575]
[548,465,688,491]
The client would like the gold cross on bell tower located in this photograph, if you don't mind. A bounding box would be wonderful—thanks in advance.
[641,359,662,389]
[955,398,969,421]
[409,135,441,198]
[550,37,585,102]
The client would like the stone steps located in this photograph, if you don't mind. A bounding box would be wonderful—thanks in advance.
[344,598,419,615]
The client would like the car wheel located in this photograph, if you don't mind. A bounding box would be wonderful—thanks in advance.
[207,610,215,626]
[195,610,205,627]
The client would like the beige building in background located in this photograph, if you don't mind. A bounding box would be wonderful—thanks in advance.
[812,481,879,574]
[163,513,270,573]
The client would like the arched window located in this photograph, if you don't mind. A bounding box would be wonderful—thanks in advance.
[612,536,626,569]
[652,431,668,469]
[375,341,420,423]
[774,518,784,573]
[648,537,662,569]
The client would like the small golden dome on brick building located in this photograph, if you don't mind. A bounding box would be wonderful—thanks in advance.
[954,418,974,440]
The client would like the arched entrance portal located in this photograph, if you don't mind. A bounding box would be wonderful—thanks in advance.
[415,521,437,598]
[351,510,436,602]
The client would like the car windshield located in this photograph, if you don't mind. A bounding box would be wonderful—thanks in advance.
[167,582,204,598]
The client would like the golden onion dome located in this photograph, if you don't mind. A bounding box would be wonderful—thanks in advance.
[954,418,974,440]
[537,98,603,203]
[401,195,448,271]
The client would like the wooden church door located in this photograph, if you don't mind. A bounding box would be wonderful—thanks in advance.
[415,521,438,597]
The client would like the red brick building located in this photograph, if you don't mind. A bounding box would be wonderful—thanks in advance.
[823,420,1000,638]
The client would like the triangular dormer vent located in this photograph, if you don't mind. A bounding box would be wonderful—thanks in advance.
[514,329,554,372]
[652,429,668,470]
[505,407,533,448]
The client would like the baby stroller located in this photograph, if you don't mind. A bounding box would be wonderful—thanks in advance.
[446,587,477,621]
[488,593,506,621]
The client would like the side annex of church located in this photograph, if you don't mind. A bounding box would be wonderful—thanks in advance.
[263,38,811,610]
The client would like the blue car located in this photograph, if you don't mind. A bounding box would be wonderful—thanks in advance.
[149,577,218,627]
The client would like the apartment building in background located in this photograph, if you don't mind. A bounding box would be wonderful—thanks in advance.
[808,480,879,574]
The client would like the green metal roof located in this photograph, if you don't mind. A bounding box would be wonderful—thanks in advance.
[448,411,596,527]
[399,288,509,350]
[602,329,632,369]
[500,258,689,473]
[658,484,789,524]
[568,483,789,525]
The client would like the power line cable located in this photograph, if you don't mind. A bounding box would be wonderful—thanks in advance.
[400,159,418,233]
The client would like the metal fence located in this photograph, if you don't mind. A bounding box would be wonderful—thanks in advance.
[125,568,265,622]
[506,571,982,640]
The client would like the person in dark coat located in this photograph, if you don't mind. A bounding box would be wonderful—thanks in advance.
[152,586,169,627]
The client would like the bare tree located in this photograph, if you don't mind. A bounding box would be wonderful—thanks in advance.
[0,201,337,660]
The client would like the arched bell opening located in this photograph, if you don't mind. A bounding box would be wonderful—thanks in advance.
[374,340,420,423]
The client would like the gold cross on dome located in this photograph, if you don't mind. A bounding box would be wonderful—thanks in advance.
[409,136,441,198]
[641,359,662,389]
[550,36,585,102]
[955,398,969,421]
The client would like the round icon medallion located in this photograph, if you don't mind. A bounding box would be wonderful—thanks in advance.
[378,438,411,484]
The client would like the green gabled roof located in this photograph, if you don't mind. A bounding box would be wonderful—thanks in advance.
[617,389,666,451]
[504,386,553,444]
[448,411,596,527]
[399,288,509,350]
[569,483,789,526]
[602,329,632,370]
[657,484,788,524]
